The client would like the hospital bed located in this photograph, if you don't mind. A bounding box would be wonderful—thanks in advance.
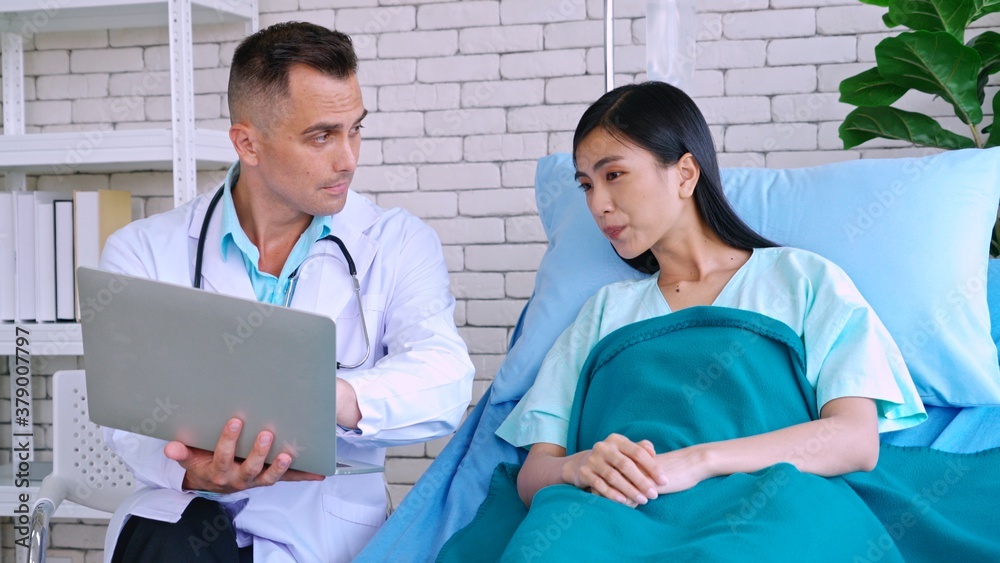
[356,1,1000,559]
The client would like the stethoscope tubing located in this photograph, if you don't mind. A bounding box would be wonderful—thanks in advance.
[193,185,371,369]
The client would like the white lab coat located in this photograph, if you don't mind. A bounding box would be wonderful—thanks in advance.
[98,189,475,562]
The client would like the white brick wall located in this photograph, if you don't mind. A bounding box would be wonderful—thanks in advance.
[417,54,500,82]
[5,0,997,556]
[460,25,543,53]
[724,9,816,39]
[460,79,545,107]
[419,2,499,29]
[383,136,464,162]
[378,30,458,58]
[379,83,461,111]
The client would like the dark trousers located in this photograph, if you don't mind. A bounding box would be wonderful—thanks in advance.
[111,497,253,563]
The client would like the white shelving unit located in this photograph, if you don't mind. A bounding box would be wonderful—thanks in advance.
[0,2,257,558]
[0,323,82,356]
[1,0,257,203]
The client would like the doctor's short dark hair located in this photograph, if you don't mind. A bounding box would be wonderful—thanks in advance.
[228,21,358,129]
[572,81,777,274]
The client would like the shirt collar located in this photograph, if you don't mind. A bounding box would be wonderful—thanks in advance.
[218,162,333,264]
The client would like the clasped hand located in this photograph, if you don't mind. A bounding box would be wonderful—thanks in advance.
[562,433,710,508]
[164,418,324,494]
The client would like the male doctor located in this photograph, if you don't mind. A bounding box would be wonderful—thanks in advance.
[100,22,474,562]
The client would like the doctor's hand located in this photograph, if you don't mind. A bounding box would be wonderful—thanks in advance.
[165,418,324,494]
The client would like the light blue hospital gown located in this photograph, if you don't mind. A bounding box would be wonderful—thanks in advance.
[497,247,927,449]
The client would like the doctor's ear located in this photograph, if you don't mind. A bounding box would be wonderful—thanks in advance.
[229,122,261,167]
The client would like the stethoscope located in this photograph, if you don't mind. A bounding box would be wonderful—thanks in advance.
[193,185,371,369]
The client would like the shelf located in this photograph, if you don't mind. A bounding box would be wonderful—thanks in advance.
[0,323,82,356]
[0,0,254,33]
[0,128,235,173]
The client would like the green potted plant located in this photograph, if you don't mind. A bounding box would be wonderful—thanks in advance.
[838,0,1000,254]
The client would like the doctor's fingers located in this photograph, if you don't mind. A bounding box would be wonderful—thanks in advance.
[210,418,245,476]
[259,455,326,485]
[235,431,278,486]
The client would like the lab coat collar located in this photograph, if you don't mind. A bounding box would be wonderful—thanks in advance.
[188,188,380,315]
[288,191,380,316]
[189,191,257,299]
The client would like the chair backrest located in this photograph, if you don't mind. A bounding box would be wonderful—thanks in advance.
[52,370,135,513]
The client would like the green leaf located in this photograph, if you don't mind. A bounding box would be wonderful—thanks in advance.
[840,106,976,149]
[973,0,1000,20]
[986,92,1000,147]
[859,0,890,6]
[969,32,1000,74]
[887,0,975,39]
[876,31,984,125]
[839,67,908,107]
[977,72,990,105]
[883,12,899,27]
[969,32,1000,103]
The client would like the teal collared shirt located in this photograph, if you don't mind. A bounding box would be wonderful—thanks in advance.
[219,163,332,305]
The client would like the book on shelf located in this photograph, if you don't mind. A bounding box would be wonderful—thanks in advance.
[74,190,131,272]
[35,193,61,323]
[12,191,61,322]
[74,190,132,319]
[14,192,37,321]
[0,189,131,323]
[54,200,75,322]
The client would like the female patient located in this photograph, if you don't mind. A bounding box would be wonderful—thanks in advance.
[496,81,926,510]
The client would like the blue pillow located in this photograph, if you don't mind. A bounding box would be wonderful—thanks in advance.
[989,259,1000,349]
[493,149,1000,407]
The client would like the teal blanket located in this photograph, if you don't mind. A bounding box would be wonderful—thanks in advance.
[439,307,1000,562]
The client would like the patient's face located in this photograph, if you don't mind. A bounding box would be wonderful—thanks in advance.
[575,128,692,259]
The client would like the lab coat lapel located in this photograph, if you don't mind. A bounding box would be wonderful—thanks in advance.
[289,191,379,318]
[187,194,256,300]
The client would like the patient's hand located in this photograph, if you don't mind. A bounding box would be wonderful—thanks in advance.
[650,445,713,496]
[564,433,668,508]
[165,418,325,494]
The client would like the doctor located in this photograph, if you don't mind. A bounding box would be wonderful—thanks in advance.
[99,22,474,562]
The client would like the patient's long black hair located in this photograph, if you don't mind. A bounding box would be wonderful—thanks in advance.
[573,81,778,274]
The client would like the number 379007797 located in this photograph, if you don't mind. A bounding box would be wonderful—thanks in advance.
[12,327,31,430]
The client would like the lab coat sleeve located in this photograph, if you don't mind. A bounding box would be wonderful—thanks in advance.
[97,230,189,494]
[337,220,475,448]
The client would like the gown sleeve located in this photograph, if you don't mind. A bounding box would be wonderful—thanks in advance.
[496,290,609,449]
[801,258,927,433]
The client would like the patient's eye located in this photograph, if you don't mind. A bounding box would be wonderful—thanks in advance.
[606,171,622,181]
[578,181,592,191]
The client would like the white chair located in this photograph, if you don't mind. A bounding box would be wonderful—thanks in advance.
[28,370,135,563]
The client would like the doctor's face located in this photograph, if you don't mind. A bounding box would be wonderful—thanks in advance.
[246,65,366,218]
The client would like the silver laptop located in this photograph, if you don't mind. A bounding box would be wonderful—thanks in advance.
[78,267,382,476]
